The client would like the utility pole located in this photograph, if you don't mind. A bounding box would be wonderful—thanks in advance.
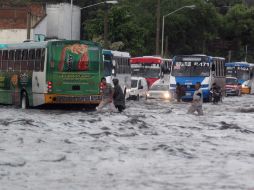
[245,45,248,62]
[165,35,168,57]
[26,9,31,40]
[155,0,161,56]
[104,1,109,49]
[70,0,73,40]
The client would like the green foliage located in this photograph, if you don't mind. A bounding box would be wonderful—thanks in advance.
[3,0,254,61]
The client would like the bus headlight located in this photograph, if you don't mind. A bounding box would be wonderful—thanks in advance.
[126,88,131,93]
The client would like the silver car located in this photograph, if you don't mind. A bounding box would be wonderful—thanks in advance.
[146,84,172,100]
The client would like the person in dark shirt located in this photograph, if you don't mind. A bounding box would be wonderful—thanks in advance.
[210,82,221,104]
[175,83,185,102]
[112,78,125,112]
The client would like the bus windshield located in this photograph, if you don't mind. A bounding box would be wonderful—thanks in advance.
[226,66,237,77]
[104,61,113,77]
[237,67,249,81]
[172,62,210,77]
[131,67,160,78]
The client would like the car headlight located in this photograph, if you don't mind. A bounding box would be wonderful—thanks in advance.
[147,93,150,97]
[164,92,171,99]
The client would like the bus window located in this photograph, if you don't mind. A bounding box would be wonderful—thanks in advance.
[2,50,8,71]
[35,49,41,71]
[0,50,2,70]
[14,50,21,71]
[216,61,220,76]
[218,61,221,76]
[104,61,113,76]
[21,49,28,71]
[128,59,131,73]
[40,49,45,71]
[8,50,15,71]
[220,61,224,76]
[28,49,35,71]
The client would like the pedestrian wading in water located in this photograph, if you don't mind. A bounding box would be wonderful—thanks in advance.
[175,82,185,102]
[112,78,126,112]
[187,82,204,115]
[96,77,117,112]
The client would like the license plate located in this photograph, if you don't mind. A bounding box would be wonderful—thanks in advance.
[186,92,191,96]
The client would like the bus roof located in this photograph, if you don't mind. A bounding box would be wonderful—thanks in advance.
[0,40,100,50]
[0,41,49,50]
[225,62,250,67]
[173,55,225,61]
[0,44,7,48]
[130,56,162,64]
[102,49,130,58]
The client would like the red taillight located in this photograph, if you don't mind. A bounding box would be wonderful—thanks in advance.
[47,81,53,92]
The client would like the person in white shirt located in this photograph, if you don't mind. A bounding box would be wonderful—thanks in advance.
[187,82,204,115]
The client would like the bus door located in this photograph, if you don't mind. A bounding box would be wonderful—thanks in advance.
[32,48,46,95]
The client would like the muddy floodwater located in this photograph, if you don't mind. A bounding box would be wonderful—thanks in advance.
[1,96,254,190]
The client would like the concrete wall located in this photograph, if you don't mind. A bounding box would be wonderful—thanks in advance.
[0,29,27,44]
[0,3,81,44]
[46,3,81,40]
[32,16,47,40]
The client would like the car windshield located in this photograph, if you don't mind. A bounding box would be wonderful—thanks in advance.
[172,62,210,77]
[226,78,237,85]
[150,84,168,91]
[131,80,138,88]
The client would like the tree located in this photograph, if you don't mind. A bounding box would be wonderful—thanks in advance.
[222,4,254,61]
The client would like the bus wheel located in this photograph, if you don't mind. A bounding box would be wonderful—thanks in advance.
[21,92,29,109]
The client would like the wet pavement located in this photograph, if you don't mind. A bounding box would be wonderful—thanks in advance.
[0,95,254,190]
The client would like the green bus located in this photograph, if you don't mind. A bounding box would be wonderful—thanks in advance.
[0,40,103,108]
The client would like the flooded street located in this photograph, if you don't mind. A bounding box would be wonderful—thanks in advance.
[1,95,254,190]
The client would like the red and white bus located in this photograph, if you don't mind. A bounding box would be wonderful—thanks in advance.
[130,56,171,87]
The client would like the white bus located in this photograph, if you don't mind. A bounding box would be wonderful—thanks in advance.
[102,50,131,96]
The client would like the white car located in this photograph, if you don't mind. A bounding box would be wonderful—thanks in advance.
[128,77,148,100]
[146,81,171,100]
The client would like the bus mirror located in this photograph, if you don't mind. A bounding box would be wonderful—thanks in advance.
[212,64,215,71]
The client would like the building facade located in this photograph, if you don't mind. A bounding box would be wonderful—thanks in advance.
[0,3,81,44]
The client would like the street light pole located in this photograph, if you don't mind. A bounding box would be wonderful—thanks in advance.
[155,0,160,55]
[161,5,196,57]
[104,1,109,49]
[80,1,118,48]
[70,0,73,40]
